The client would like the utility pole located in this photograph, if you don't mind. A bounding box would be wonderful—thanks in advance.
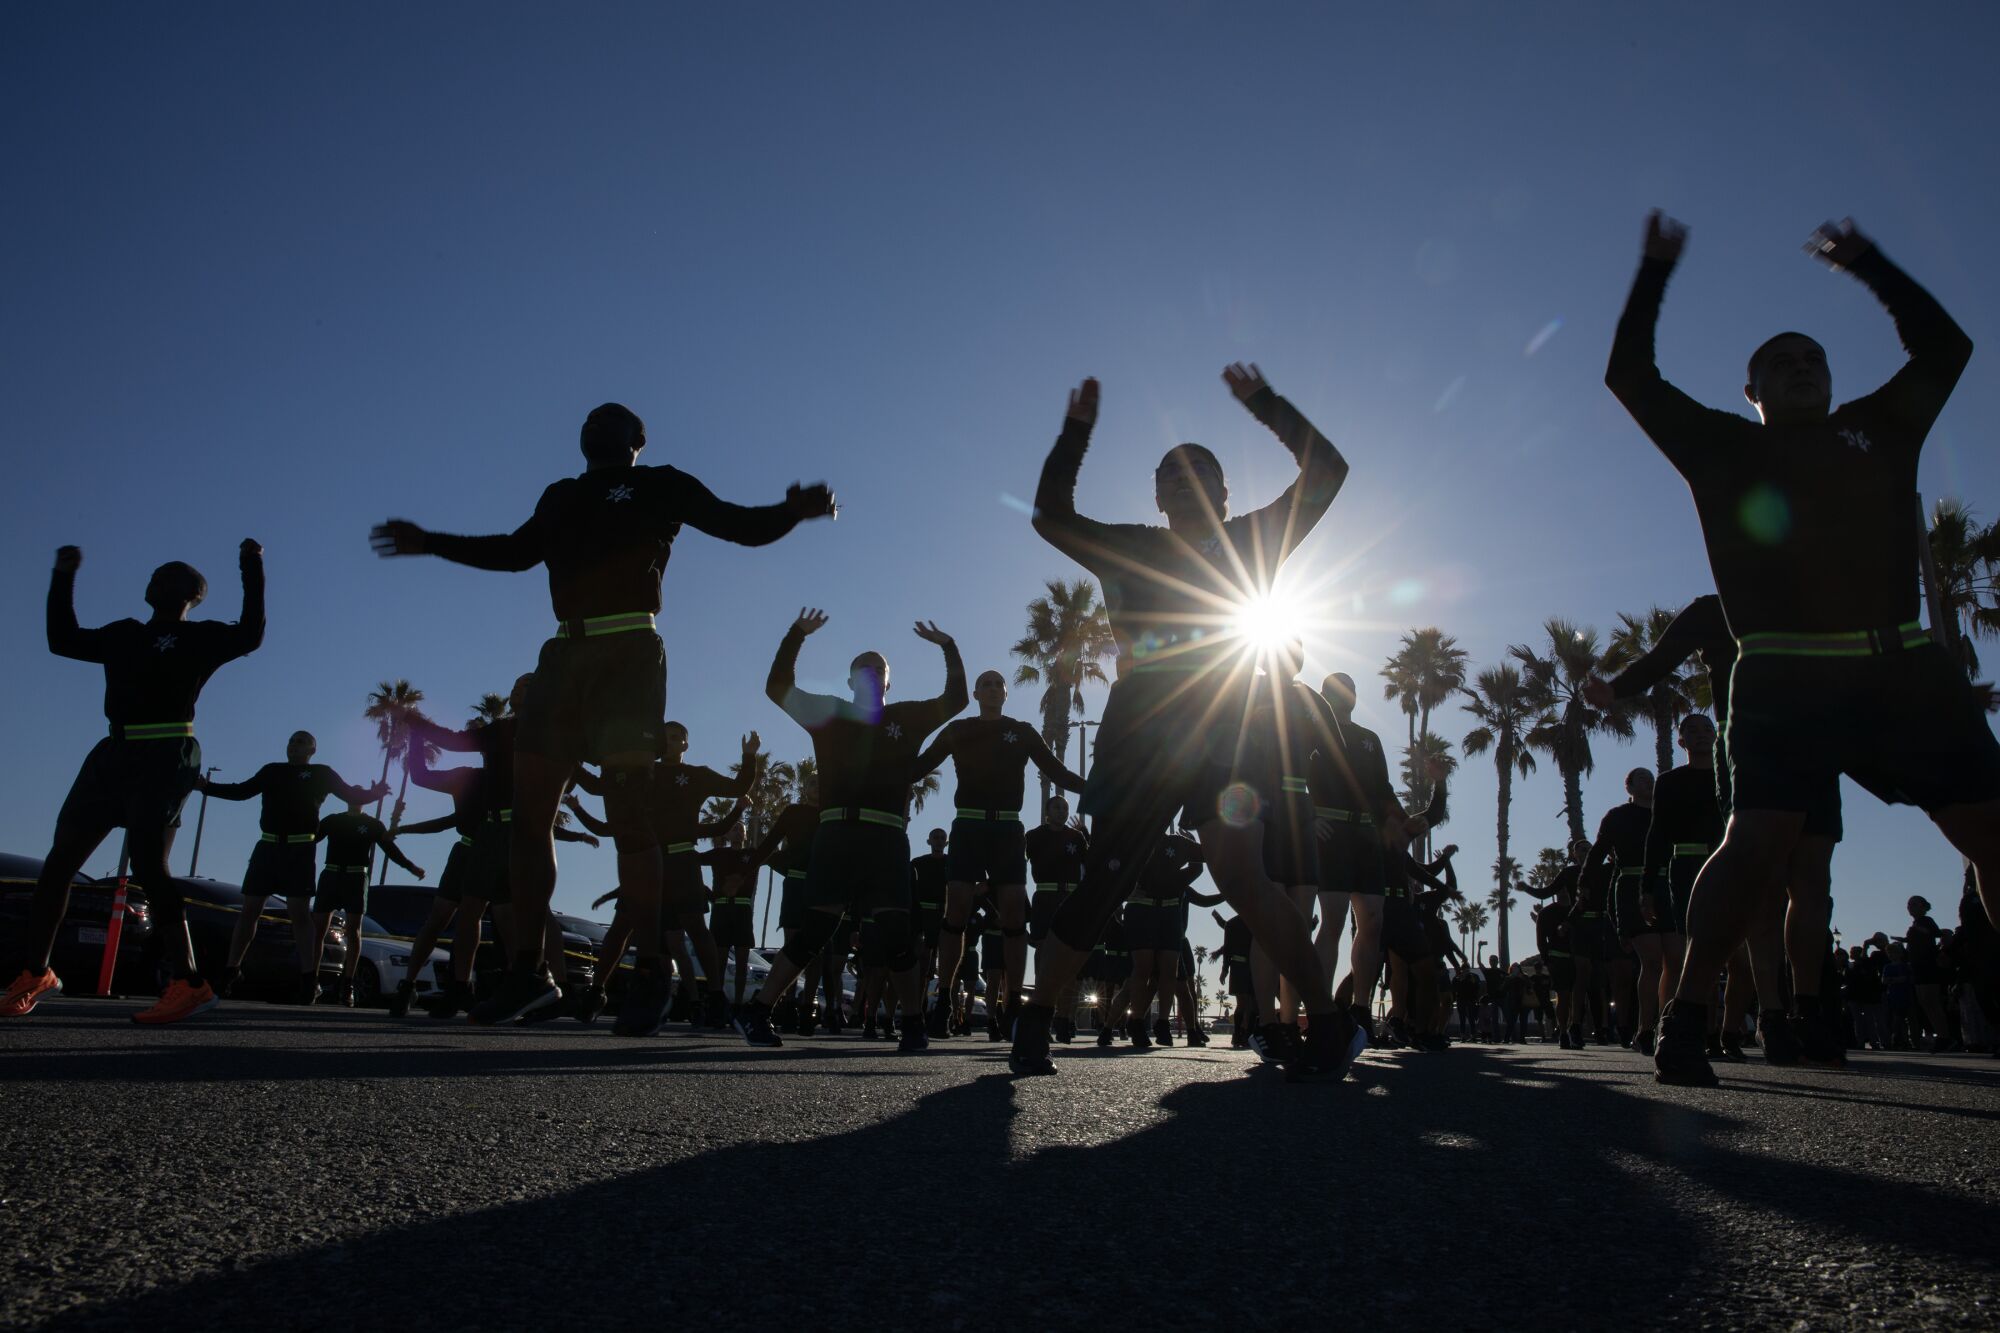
[186,766,220,876]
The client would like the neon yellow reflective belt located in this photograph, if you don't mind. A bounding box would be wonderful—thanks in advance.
[326,864,369,875]
[119,721,194,740]
[722,897,753,906]
[820,807,908,831]
[490,808,513,824]
[1314,806,1375,826]
[1736,621,1929,658]
[1127,896,1173,908]
[1034,882,1077,893]
[259,832,318,844]
[665,842,696,855]
[555,612,657,639]
[955,808,1020,822]
[785,869,807,880]
[458,835,476,847]
[1615,867,1645,879]
[1281,777,1311,795]
[1672,843,1709,857]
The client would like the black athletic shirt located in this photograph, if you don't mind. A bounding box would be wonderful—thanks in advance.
[422,465,807,622]
[649,763,750,844]
[1607,247,1971,635]
[767,628,967,815]
[1033,387,1346,677]
[205,763,376,836]
[317,810,414,875]
[1609,594,1735,725]
[1023,823,1089,885]
[756,803,821,877]
[412,717,516,820]
[1643,762,1723,891]
[701,846,762,902]
[1535,906,1566,957]
[1313,715,1400,821]
[910,851,952,902]
[912,716,1083,812]
[1220,915,1251,961]
[48,556,264,726]
[1133,833,1204,906]
[1251,677,1341,797]
[1580,802,1653,909]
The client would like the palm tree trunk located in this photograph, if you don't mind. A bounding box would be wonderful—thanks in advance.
[1653,698,1674,777]
[1563,761,1586,846]
[380,764,412,885]
[373,750,391,822]
[1495,748,1512,968]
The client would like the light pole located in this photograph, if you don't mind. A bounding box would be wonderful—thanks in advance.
[186,766,220,876]
[1073,719,1100,779]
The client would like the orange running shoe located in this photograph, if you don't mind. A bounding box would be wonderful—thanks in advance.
[131,979,219,1025]
[0,968,62,1017]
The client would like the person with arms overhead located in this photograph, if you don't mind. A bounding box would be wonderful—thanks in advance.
[370,402,834,1026]
[4,539,263,1024]
[1605,212,1998,1086]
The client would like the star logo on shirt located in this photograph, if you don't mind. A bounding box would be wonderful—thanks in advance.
[152,634,177,653]
[675,773,690,787]
[606,483,636,502]
[1837,428,1873,453]
[885,722,903,740]
[1065,841,1078,856]
[1003,729,1018,744]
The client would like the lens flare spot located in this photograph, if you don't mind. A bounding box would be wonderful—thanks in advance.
[1390,579,1425,607]
[1737,485,1792,545]
[1215,782,1262,828]
[1524,318,1563,357]
[1433,375,1466,414]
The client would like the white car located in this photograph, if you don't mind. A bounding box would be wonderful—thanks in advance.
[344,913,450,1007]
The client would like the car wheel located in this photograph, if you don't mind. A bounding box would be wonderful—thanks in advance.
[354,960,382,1007]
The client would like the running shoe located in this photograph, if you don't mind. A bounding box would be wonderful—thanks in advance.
[1387,1017,1417,1050]
[1095,1027,1114,1048]
[1053,1015,1077,1045]
[733,999,784,1048]
[573,986,608,1024]
[1634,1029,1656,1057]
[1558,1029,1574,1050]
[1759,1011,1802,1067]
[897,1016,929,1054]
[821,1007,843,1036]
[1347,1004,1374,1044]
[1153,1019,1174,1048]
[472,969,561,1027]
[335,980,356,1009]
[424,982,470,1020]
[863,1022,879,1040]
[1007,1008,1056,1076]
[297,974,321,1006]
[1250,1023,1297,1066]
[1703,1035,1726,1061]
[667,990,694,1024]
[1719,1031,1748,1063]
[1,968,62,1018]
[701,990,731,1030]
[1185,1025,1209,1048]
[132,978,219,1025]
[387,979,414,1018]
[611,972,668,1038]
[1419,1033,1451,1052]
[926,1002,950,1039]
[1128,1020,1153,1051]
[1653,1001,1719,1087]
[1795,1012,1847,1070]
[1297,1009,1367,1081]
[217,967,243,1000]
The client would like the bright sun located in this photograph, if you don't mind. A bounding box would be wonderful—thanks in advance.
[1231,590,1303,654]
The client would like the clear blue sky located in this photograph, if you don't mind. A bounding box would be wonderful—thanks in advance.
[6,3,1997,984]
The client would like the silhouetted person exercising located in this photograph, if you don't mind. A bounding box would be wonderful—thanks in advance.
[371,403,834,1025]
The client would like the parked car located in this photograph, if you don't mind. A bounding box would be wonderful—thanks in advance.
[372,883,595,997]
[163,876,347,999]
[344,913,449,1007]
[0,852,153,995]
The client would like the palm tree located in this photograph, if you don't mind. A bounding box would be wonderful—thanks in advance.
[1512,620,1634,845]
[909,772,942,817]
[363,678,427,825]
[1928,499,2000,676]
[1012,579,1116,808]
[1603,607,1697,775]
[1382,628,1469,812]
[470,692,510,726]
[1526,846,1567,893]
[1461,663,1537,967]
[1453,900,1491,962]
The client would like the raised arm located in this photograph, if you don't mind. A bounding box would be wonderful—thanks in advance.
[1030,379,1125,571]
[910,724,956,785]
[910,622,969,731]
[211,539,266,661]
[563,794,613,839]
[1228,365,1349,564]
[395,811,461,837]
[1604,213,1727,472]
[672,471,836,548]
[698,799,747,838]
[1187,887,1225,908]
[370,514,542,572]
[374,828,425,879]
[325,765,388,807]
[1811,221,1974,435]
[201,764,272,802]
[1605,595,1724,704]
[46,548,112,663]
[1022,726,1085,794]
[766,609,843,727]
[404,739,477,797]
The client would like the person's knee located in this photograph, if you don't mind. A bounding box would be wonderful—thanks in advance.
[781,911,840,968]
[601,763,659,855]
[876,912,917,974]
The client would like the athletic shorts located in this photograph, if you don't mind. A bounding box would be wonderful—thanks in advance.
[1261,790,1319,888]
[1613,871,1657,941]
[858,916,889,970]
[777,869,810,931]
[1029,885,1074,943]
[1179,937,1196,979]
[435,836,474,905]
[517,629,666,763]
[1663,855,1702,936]
[1547,953,1577,993]
[56,735,200,837]
[805,819,911,917]
[242,837,316,899]
[980,930,1004,975]
[1226,956,1254,998]
[948,815,1027,885]
[467,821,511,906]
[1728,643,2000,832]
[1181,722,1285,836]
[1100,949,1131,984]
[709,902,755,949]
[1317,818,1386,896]
[914,900,943,948]
[313,867,369,918]
[1566,911,1615,962]
[663,848,707,915]
[1122,899,1184,953]
[1076,671,1254,823]
[1382,894,1435,963]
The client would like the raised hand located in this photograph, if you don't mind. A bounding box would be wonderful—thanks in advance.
[741,731,762,759]
[412,866,428,882]
[786,482,838,521]
[792,607,829,637]
[1975,683,1997,715]
[370,520,427,557]
[912,620,955,647]
[239,538,264,565]
[1642,210,1689,265]
[370,781,393,801]
[1582,675,1615,711]
[1222,362,1269,403]
[1066,378,1100,427]
[54,545,82,573]
[1805,217,1874,271]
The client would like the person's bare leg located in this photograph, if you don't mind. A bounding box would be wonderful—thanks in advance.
[1348,894,1385,1012]
[21,821,112,974]
[505,753,572,969]
[129,827,194,976]
[1784,835,1836,1004]
[1930,797,2000,930]
[1672,811,1804,1005]
[1632,934,1665,1039]
[997,883,1029,1010]
[226,895,268,972]
[935,883,974,1003]
[731,945,749,1006]
[1314,889,1351,993]
[1197,820,1332,1015]
[451,897,488,987]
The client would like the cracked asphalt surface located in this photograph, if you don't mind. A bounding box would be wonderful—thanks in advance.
[5,999,1998,1331]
